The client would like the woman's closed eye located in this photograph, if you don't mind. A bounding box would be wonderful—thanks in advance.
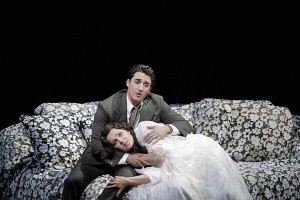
[111,131,123,146]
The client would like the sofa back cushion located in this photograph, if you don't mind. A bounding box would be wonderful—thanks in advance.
[191,98,265,142]
[20,113,87,169]
[34,102,98,143]
[170,103,194,127]
[192,99,232,142]
[226,102,294,162]
[291,114,300,160]
[192,98,294,162]
[0,123,34,197]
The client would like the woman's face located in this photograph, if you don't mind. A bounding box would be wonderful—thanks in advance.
[106,128,134,152]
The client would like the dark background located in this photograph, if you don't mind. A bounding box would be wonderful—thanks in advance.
[1,1,299,130]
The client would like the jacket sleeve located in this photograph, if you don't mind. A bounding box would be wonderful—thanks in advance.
[91,101,125,168]
[154,95,193,136]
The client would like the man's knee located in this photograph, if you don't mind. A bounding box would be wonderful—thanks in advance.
[64,173,80,186]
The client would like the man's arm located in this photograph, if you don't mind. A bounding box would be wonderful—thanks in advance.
[126,152,162,168]
[149,93,193,136]
[91,101,125,166]
[90,103,109,159]
[160,101,193,136]
[138,152,162,166]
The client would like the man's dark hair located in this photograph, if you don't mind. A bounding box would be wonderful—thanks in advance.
[127,64,156,89]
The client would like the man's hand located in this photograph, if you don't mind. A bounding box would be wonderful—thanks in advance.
[126,153,150,168]
[144,125,172,144]
[139,152,162,166]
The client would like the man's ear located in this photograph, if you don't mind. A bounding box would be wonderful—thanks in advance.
[126,79,130,87]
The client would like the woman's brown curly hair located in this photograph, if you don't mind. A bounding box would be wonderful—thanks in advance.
[100,122,148,158]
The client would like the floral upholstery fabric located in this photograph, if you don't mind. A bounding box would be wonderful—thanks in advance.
[237,158,300,200]
[34,102,97,143]
[292,115,300,160]
[191,98,273,143]
[34,102,97,116]
[191,99,232,142]
[226,102,294,162]
[1,100,299,200]
[191,98,300,199]
[169,103,194,127]
[3,165,70,199]
[20,114,87,169]
[192,98,295,162]
[0,123,34,198]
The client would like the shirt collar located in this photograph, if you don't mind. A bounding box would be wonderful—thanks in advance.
[127,93,143,116]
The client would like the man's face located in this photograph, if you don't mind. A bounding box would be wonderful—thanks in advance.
[126,72,152,107]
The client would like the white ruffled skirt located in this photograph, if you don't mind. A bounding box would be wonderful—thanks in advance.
[127,134,252,200]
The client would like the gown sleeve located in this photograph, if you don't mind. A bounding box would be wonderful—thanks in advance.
[135,167,162,185]
[134,121,165,157]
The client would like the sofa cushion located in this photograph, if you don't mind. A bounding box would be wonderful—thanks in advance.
[226,103,294,162]
[198,98,273,106]
[170,103,194,127]
[34,102,97,143]
[3,165,113,200]
[192,98,273,139]
[34,102,97,116]
[0,123,34,197]
[192,99,232,142]
[291,114,300,160]
[3,166,70,200]
[192,98,294,162]
[237,158,300,199]
[19,113,87,169]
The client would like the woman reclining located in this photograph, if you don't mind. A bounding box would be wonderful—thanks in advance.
[101,121,252,200]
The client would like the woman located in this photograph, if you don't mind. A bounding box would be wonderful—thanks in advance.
[102,121,252,200]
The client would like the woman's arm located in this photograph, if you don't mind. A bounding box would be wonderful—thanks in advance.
[107,166,162,197]
[106,175,150,197]
[112,175,150,186]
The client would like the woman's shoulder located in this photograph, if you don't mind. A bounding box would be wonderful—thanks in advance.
[138,121,165,128]
[139,120,158,126]
[134,121,161,141]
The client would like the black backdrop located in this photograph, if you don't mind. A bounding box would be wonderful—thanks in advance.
[1,1,299,130]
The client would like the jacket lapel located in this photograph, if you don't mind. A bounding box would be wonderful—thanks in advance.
[140,96,157,122]
[112,90,128,123]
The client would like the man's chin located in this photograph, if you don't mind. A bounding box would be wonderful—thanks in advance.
[133,98,143,105]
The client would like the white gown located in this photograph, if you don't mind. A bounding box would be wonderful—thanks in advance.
[125,121,252,200]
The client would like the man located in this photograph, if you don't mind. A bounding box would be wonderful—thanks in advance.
[61,64,193,200]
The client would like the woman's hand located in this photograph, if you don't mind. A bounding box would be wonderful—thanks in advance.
[144,124,172,144]
[106,175,151,197]
[106,176,128,197]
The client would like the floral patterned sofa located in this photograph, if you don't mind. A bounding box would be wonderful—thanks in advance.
[0,98,299,200]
